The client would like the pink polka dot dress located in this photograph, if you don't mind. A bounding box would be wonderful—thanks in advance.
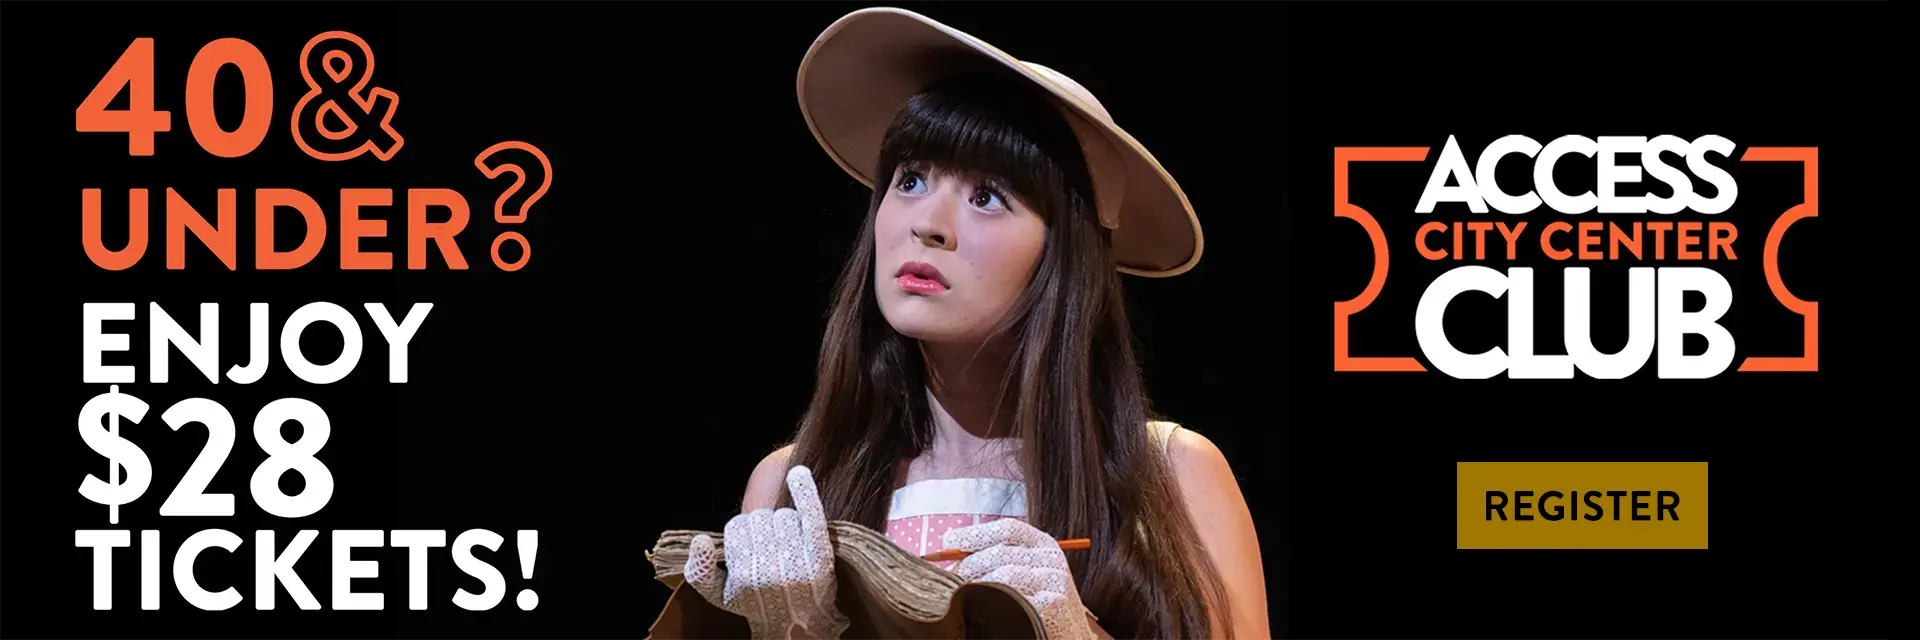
[883,422,1181,571]
[883,477,1027,571]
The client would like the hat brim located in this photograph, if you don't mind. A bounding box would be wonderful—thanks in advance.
[796,7,1204,278]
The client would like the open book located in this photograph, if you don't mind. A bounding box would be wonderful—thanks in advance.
[645,520,1044,639]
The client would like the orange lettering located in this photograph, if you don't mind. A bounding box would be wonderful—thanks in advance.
[1465,221,1493,260]
[341,189,393,269]
[1416,221,1447,260]
[1578,221,1602,260]
[75,38,172,156]
[1645,222,1673,260]
[1609,222,1642,260]
[1710,221,1738,260]
[256,189,325,269]
[1495,221,1526,260]
[166,188,237,270]
[185,39,273,158]
[82,188,150,271]
[408,189,471,270]
[1541,221,1572,260]
[1677,221,1704,260]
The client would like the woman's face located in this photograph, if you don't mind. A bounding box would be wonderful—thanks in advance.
[873,163,1047,345]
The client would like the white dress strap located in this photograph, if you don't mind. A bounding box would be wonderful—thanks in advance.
[1148,420,1182,459]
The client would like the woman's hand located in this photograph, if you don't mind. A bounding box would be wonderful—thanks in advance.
[941,518,1095,640]
[683,465,849,640]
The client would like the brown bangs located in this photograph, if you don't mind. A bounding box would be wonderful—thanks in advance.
[873,71,1094,223]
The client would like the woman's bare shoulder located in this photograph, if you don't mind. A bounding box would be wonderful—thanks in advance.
[742,444,795,512]
[1162,426,1272,638]
[1156,424,1243,529]
[1163,426,1233,487]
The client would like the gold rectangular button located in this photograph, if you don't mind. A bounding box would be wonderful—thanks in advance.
[1456,462,1708,549]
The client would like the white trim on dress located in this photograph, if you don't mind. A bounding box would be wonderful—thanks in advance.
[881,421,1183,522]
[887,477,1028,520]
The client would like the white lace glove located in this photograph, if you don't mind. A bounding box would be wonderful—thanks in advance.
[683,465,849,639]
[942,518,1096,640]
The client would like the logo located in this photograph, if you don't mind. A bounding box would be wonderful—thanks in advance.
[1332,135,1816,379]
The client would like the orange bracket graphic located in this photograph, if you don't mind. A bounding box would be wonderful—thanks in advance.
[1333,147,1429,372]
[1736,147,1818,372]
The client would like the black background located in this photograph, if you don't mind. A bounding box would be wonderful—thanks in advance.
[0,1,1902,639]
[1285,2,1901,639]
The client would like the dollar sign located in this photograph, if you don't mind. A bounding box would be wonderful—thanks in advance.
[77,385,152,524]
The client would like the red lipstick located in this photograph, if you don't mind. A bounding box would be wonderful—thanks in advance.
[895,261,949,294]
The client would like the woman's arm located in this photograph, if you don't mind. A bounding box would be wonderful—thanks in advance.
[743,445,795,512]
[1166,429,1270,639]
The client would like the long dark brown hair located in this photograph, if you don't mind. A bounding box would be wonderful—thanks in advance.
[777,71,1230,638]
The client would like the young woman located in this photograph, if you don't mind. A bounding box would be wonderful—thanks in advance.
[681,8,1266,639]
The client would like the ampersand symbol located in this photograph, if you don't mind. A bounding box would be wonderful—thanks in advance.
[291,31,403,161]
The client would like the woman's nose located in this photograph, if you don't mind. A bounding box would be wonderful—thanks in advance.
[911,197,956,250]
[913,225,950,249]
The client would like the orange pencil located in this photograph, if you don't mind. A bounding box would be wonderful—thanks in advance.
[921,538,1090,562]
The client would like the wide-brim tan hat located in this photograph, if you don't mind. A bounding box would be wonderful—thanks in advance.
[796,7,1203,278]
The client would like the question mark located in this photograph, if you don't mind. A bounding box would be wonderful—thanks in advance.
[474,141,553,271]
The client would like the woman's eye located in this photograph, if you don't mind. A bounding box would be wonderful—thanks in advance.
[969,188,1007,213]
[896,170,927,195]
